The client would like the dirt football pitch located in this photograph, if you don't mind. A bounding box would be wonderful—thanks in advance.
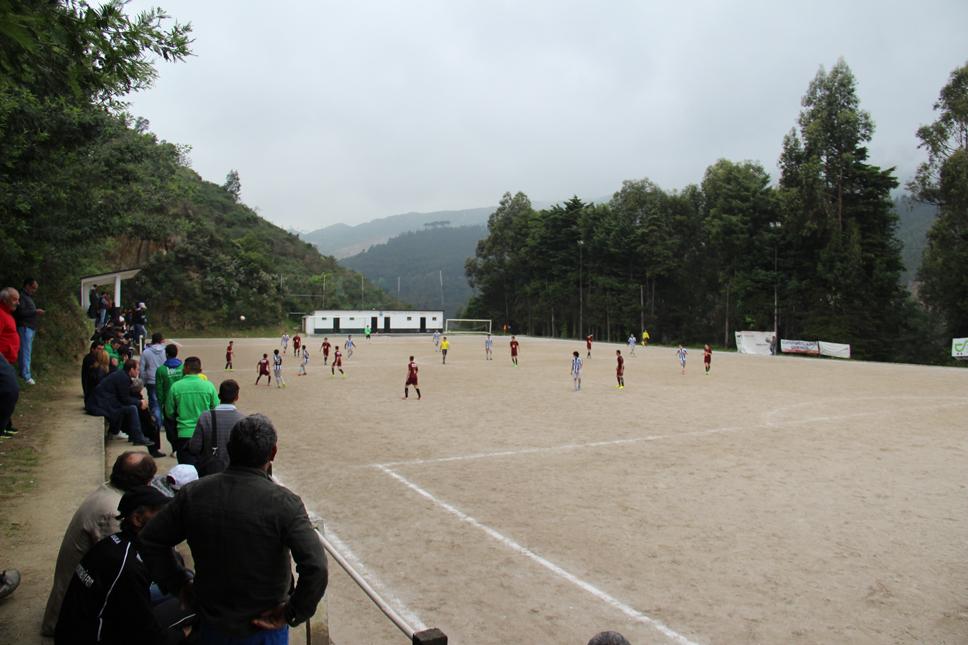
[171,335,966,644]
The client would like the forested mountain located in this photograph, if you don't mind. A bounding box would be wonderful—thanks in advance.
[340,225,487,319]
[0,0,400,356]
[466,60,950,363]
[894,195,938,284]
[303,207,495,258]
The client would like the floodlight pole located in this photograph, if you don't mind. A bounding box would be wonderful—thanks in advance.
[578,239,584,339]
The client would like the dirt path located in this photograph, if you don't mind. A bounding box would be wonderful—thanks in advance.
[0,384,106,644]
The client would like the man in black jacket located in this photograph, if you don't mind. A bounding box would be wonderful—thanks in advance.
[140,414,327,642]
[91,358,156,449]
[55,486,192,645]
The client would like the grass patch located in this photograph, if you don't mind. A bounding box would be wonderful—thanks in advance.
[0,444,41,503]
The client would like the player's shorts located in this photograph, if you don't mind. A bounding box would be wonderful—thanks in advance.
[406,377,418,386]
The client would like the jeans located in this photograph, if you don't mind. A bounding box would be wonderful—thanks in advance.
[109,405,148,443]
[199,622,288,645]
[17,326,34,381]
[146,384,163,430]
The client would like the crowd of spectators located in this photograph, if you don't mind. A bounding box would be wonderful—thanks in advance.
[31,314,333,644]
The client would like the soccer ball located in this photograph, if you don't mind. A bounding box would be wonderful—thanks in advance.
[240,315,246,321]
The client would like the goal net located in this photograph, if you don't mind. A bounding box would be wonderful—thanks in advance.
[444,318,492,334]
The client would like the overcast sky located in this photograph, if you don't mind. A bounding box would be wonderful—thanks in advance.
[125,1,968,231]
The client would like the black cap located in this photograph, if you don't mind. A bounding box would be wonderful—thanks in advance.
[117,485,171,519]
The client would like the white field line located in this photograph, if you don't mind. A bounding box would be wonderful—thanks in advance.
[270,473,428,633]
[374,399,968,469]
[378,465,701,645]
[324,529,428,632]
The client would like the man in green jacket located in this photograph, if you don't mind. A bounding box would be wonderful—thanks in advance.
[165,356,217,464]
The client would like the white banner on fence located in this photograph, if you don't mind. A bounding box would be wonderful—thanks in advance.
[819,341,851,359]
[735,331,775,355]
[781,339,820,355]
[953,338,968,358]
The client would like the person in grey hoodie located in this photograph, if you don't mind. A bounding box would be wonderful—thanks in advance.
[140,332,168,431]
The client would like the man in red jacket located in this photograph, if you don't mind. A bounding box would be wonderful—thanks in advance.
[0,287,21,440]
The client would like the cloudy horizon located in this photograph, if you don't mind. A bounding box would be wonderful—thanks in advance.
[125,1,968,231]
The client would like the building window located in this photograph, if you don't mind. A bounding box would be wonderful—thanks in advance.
[320,317,328,321]
[349,317,355,320]
[432,317,438,321]
[407,317,412,321]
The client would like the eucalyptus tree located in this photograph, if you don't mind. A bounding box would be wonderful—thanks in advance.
[911,62,968,338]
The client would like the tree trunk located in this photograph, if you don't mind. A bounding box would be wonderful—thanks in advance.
[723,280,731,348]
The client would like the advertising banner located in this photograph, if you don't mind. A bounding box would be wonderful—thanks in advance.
[953,337,968,359]
[734,331,776,355]
[818,341,851,359]
[781,339,820,355]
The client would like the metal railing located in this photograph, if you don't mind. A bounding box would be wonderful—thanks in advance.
[314,529,447,645]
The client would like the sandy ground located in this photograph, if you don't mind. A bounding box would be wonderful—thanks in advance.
[3,335,968,644]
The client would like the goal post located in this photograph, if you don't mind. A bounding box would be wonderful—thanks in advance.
[444,318,492,334]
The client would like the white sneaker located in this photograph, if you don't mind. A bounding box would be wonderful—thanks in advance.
[26,378,36,385]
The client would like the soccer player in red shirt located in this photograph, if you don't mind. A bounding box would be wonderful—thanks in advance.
[256,353,270,386]
[331,348,344,377]
[615,349,625,389]
[320,337,331,365]
[509,336,520,366]
[586,334,593,359]
[403,355,421,400]
[224,340,234,371]
[704,344,712,375]
[292,334,302,356]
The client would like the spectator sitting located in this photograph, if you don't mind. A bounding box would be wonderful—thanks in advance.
[54,485,196,645]
[131,377,166,458]
[80,340,103,403]
[188,379,244,476]
[140,414,328,641]
[41,452,157,635]
[165,356,218,465]
[90,357,156,448]
[151,464,199,498]
[82,347,111,415]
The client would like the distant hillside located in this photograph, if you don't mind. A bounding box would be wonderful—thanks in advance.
[304,207,495,258]
[894,195,938,284]
[340,225,488,319]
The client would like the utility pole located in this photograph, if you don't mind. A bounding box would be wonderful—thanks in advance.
[397,276,401,299]
[439,270,444,308]
[578,239,584,339]
[360,275,364,308]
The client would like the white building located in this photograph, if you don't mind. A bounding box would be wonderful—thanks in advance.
[303,309,444,335]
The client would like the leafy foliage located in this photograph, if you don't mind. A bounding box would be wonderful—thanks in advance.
[911,62,968,338]
[0,0,399,380]
[466,60,939,362]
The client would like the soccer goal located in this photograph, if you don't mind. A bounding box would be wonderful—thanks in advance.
[444,318,492,334]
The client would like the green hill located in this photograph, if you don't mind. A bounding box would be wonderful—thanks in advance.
[304,207,495,258]
[340,225,487,319]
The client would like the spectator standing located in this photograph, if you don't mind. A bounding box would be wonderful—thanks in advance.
[90,358,157,448]
[54,486,190,645]
[165,356,218,464]
[588,632,631,645]
[130,302,148,350]
[188,379,244,476]
[141,332,168,431]
[140,414,328,642]
[15,278,44,384]
[0,287,21,439]
[41,452,157,635]
[156,344,184,449]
